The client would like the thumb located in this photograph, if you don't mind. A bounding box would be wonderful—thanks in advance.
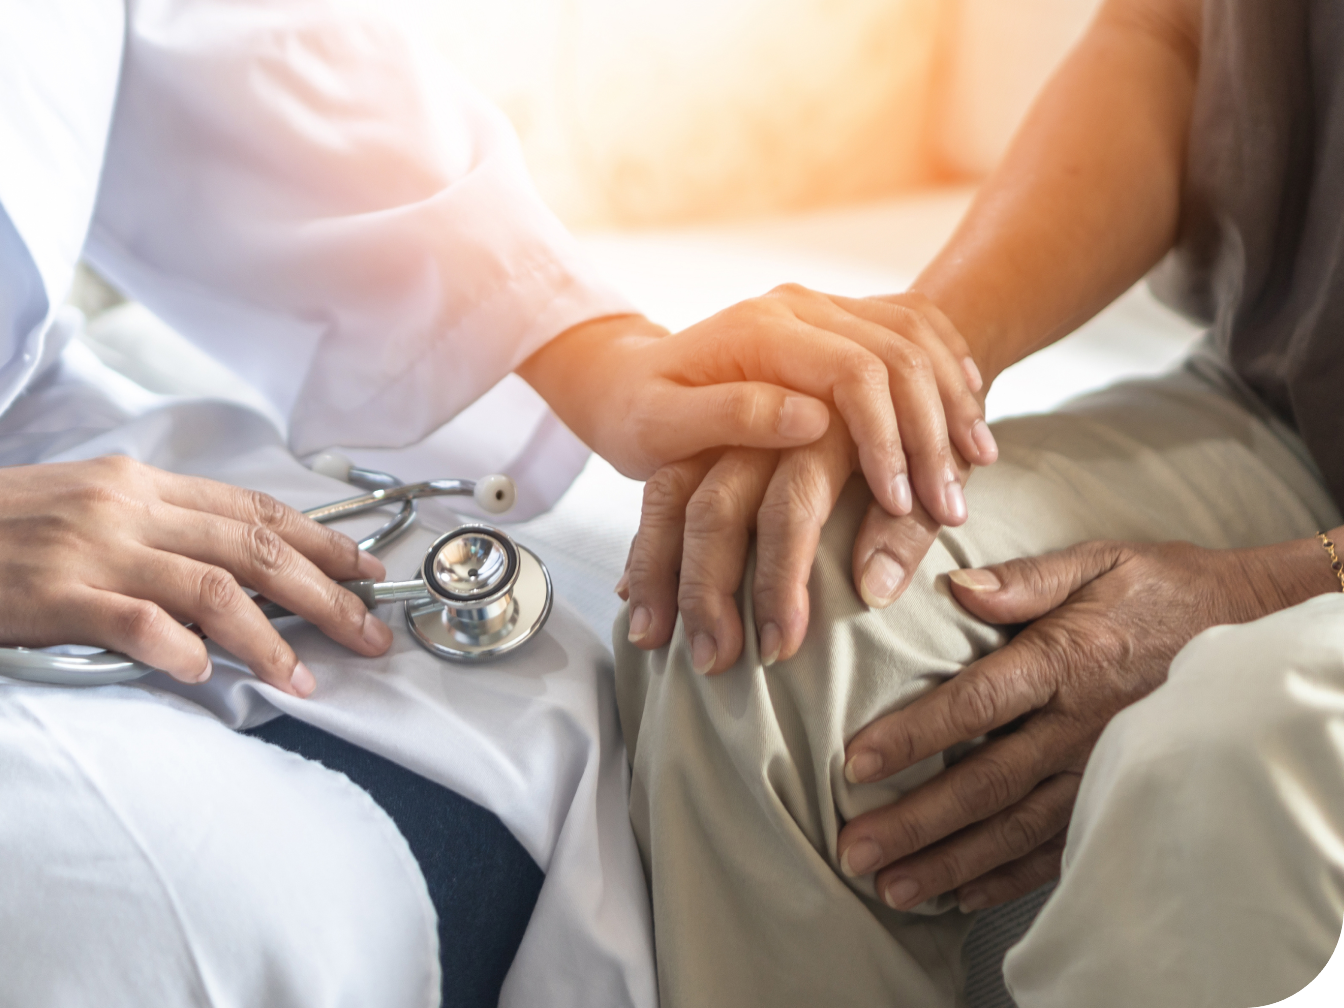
[947,540,1121,624]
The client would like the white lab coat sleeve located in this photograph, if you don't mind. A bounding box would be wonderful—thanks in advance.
[83,0,635,456]
[0,0,124,419]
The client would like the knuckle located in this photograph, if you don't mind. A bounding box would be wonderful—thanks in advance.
[953,754,1019,816]
[953,674,1003,735]
[894,342,933,381]
[676,579,721,618]
[324,526,363,572]
[756,476,827,537]
[998,805,1051,855]
[726,388,765,433]
[927,848,968,888]
[881,810,929,858]
[768,281,809,299]
[244,489,287,530]
[244,524,287,576]
[331,583,369,630]
[196,565,242,614]
[259,633,293,674]
[642,466,697,516]
[70,479,136,513]
[843,349,889,390]
[89,454,141,482]
[116,598,163,648]
[683,482,742,536]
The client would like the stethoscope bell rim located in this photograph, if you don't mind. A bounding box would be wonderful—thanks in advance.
[406,531,552,662]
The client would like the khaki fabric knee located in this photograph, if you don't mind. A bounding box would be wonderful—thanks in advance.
[614,361,1341,1008]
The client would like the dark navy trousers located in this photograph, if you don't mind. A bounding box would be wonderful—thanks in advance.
[246,716,544,1008]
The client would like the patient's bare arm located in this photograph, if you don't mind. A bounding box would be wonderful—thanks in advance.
[621,0,1204,670]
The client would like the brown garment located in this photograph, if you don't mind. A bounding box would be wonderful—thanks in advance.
[1151,0,1344,509]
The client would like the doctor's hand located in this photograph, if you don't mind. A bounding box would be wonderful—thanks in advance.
[834,536,1340,913]
[0,456,392,696]
[617,419,970,673]
[517,286,996,529]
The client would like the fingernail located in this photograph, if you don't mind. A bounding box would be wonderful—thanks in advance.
[195,658,213,683]
[971,419,998,463]
[890,473,913,514]
[614,571,630,598]
[948,568,1001,591]
[962,356,984,393]
[959,889,989,913]
[290,661,316,698]
[759,622,782,666]
[777,396,826,440]
[691,632,717,675]
[627,605,652,643]
[844,750,884,784]
[943,478,968,524]
[860,551,904,608]
[840,839,881,877]
[355,549,385,580]
[362,612,392,651]
[884,876,922,910]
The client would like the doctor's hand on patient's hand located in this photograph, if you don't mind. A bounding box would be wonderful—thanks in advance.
[835,536,1341,913]
[517,286,997,529]
[0,456,392,697]
[617,419,971,674]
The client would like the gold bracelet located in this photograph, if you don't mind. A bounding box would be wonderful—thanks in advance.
[1317,532,1344,592]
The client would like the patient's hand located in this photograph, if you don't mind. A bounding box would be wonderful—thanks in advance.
[518,286,996,529]
[835,536,1340,912]
[617,419,971,674]
[0,456,391,695]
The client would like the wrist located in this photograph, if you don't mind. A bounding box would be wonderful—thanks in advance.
[1234,526,1344,619]
[515,313,666,445]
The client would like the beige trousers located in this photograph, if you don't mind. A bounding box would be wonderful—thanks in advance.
[614,354,1344,1008]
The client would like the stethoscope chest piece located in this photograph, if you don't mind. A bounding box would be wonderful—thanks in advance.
[406,525,553,661]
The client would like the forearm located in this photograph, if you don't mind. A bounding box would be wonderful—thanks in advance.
[912,0,1203,384]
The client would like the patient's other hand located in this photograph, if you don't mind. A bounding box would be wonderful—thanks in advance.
[0,456,391,695]
[835,536,1337,912]
[617,421,971,674]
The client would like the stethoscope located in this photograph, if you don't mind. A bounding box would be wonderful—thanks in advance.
[0,453,553,687]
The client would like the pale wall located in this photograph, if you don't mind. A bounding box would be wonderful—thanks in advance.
[389,0,1103,229]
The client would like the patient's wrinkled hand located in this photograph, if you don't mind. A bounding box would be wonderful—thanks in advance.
[0,456,391,695]
[519,286,995,529]
[835,537,1336,912]
[617,421,970,674]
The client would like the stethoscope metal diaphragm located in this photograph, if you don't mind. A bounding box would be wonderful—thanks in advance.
[406,525,553,661]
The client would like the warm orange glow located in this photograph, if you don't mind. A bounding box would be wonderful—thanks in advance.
[387,0,1101,229]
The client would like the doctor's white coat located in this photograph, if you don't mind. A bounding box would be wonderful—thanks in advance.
[0,2,655,1006]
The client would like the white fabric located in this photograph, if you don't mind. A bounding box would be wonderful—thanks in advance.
[0,2,653,1004]
[0,682,441,1008]
[1006,594,1344,1007]
[0,335,657,1007]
